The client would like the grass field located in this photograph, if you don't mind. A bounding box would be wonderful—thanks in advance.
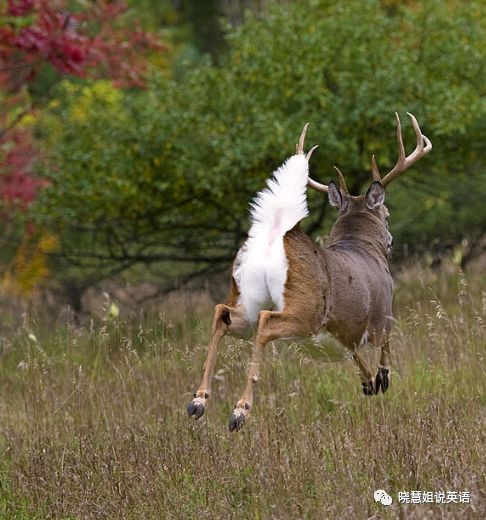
[0,264,484,519]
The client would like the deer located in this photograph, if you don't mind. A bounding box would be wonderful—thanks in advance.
[187,113,432,432]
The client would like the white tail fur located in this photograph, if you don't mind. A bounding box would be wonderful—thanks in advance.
[233,154,309,322]
[249,154,309,239]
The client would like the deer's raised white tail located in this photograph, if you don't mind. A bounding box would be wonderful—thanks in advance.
[233,153,310,323]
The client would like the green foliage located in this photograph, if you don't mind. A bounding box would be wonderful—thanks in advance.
[35,0,486,285]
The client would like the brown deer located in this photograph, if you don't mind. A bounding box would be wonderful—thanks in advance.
[187,113,432,432]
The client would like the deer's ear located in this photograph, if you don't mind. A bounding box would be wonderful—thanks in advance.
[328,181,343,209]
[365,181,385,209]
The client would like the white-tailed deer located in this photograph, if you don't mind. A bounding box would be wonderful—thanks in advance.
[187,113,432,431]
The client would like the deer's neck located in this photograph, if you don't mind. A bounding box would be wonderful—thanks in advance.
[328,213,388,261]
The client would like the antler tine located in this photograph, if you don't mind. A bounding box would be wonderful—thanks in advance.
[296,123,309,154]
[307,176,329,193]
[396,112,406,163]
[409,111,433,151]
[297,123,319,161]
[295,123,327,192]
[333,165,349,194]
[371,154,381,182]
[307,151,329,193]
[293,123,328,193]
[380,112,432,188]
[307,146,328,192]
[306,145,318,161]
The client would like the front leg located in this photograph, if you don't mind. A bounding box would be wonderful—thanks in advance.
[187,304,249,420]
[375,335,391,393]
[352,351,378,396]
[228,310,310,432]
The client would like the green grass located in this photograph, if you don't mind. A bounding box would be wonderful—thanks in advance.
[0,266,485,518]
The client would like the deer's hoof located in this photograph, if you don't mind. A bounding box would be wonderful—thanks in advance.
[228,407,247,432]
[375,367,390,393]
[362,379,378,396]
[187,396,206,420]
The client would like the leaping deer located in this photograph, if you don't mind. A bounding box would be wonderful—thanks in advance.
[187,113,432,431]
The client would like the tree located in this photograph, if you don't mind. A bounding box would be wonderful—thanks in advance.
[35,0,486,296]
[0,0,162,295]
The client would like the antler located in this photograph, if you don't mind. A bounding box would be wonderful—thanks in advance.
[373,112,432,188]
[333,166,349,194]
[297,124,350,194]
[371,154,381,182]
[296,123,319,160]
[307,164,349,195]
[296,123,327,193]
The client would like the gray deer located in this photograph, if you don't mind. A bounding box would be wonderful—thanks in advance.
[187,113,431,431]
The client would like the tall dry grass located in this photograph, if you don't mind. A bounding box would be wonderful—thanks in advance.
[0,265,484,519]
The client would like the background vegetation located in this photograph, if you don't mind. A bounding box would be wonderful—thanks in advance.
[1,0,485,303]
[0,265,484,518]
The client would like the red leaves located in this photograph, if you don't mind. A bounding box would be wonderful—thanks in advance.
[0,124,46,210]
[1,2,89,89]
[7,0,35,17]
[1,0,161,88]
[0,0,162,211]
[87,25,162,88]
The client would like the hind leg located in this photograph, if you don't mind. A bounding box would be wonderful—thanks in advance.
[228,310,311,432]
[187,304,249,420]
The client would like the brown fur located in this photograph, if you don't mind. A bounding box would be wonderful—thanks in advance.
[282,196,393,348]
[188,189,394,431]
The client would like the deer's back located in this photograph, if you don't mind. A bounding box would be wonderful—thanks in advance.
[323,244,393,345]
[283,226,393,346]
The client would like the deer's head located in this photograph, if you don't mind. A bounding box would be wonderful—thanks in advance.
[298,113,432,258]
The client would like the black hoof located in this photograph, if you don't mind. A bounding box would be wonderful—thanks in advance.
[187,398,205,420]
[362,380,376,396]
[375,367,390,393]
[228,410,246,432]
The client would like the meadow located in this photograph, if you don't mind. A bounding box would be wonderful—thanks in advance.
[0,262,484,519]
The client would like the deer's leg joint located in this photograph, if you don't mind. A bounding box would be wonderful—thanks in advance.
[220,307,231,326]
